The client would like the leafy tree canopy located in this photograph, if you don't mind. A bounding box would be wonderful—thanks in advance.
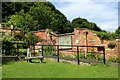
[72,17,102,31]
[115,26,120,34]
[2,2,70,34]
[2,2,119,39]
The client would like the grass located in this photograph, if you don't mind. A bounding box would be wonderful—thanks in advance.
[0,66,2,79]
[2,59,119,78]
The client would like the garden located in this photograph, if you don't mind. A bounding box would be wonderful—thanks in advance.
[1,45,119,79]
[1,2,120,79]
[1,39,120,79]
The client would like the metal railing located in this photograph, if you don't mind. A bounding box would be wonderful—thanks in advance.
[37,44,106,65]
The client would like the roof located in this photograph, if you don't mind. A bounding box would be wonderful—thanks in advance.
[32,30,46,32]
[57,33,74,36]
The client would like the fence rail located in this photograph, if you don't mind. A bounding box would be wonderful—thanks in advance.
[1,41,106,65]
[36,44,106,65]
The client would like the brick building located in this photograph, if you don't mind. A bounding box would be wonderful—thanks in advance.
[1,25,119,59]
[33,28,119,59]
[0,25,21,37]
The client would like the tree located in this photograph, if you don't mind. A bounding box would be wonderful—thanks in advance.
[115,26,120,38]
[0,32,15,55]
[3,2,69,34]
[2,2,35,22]
[115,26,120,34]
[63,21,73,33]
[72,17,102,31]
[5,10,39,32]
[23,32,44,53]
[24,32,39,46]
[95,31,110,44]
[109,32,117,40]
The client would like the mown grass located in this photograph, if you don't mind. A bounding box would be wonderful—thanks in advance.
[2,60,119,78]
[0,66,2,79]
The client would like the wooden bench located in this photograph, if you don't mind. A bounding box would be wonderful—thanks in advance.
[25,56,44,63]
[25,48,44,63]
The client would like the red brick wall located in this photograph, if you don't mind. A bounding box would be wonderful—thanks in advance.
[34,28,119,59]
[115,39,120,57]
[34,31,47,40]
[72,28,101,52]
[102,39,119,59]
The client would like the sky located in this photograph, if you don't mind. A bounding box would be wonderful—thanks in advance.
[48,0,119,32]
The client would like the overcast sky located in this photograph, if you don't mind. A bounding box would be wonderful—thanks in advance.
[48,0,119,32]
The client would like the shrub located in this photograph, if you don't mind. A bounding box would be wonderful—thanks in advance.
[108,56,120,63]
[87,53,95,59]
[86,48,95,59]
[19,49,27,56]
[79,53,85,59]
[96,54,103,61]
[43,46,55,57]
[2,41,16,56]
[63,54,75,59]
[108,41,116,49]
[59,52,63,58]
[74,52,85,59]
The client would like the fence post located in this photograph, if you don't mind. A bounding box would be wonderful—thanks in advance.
[77,46,79,65]
[17,43,19,57]
[41,45,43,56]
[103,46,106,64]
[57,45,59,62]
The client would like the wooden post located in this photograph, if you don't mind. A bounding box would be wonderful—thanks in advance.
[2,42,5,56]
[11,43,14,56]
[41,45,43,56]
[103,47,106,64]
[86,32,88,53]
[17,43,19,57]
[33,44,35,56]
[57,45,59,62]
[77,46,79,65]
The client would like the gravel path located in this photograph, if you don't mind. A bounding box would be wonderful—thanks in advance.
[45,57,120,67]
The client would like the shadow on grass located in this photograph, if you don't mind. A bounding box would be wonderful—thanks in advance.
[30,61,46,63]
[28,60,46,64]
[2,61,16,65]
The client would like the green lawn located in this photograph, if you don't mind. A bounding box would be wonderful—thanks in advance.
[2,60,119,78]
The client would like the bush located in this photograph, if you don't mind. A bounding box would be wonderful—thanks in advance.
[19,49,27,56]
[96,54,103,61]
[2,41,16,56]
[62,54,76,59]
[86,48,95,59]
[108,56,120,63]
[74,52,85,59]
[43,46,55,57]
[87,53,95,59]
[108,41,116,49]
[79,53,85,59]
